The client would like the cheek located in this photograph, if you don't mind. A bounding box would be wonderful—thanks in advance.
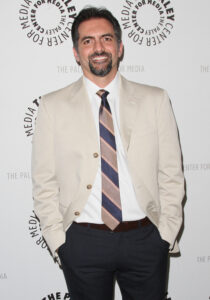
[82,49,92,59]
[112,49,121,59]
[110,46,120,56]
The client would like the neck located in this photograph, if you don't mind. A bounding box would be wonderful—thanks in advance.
[83,70,117,88]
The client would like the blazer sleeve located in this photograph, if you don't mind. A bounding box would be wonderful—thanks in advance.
[157,90,185,250]
[31,96,65,260]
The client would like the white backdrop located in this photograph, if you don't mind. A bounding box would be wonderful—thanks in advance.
[1,1,210,299]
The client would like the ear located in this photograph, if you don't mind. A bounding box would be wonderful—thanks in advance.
[118,41,124,58]
[73,47,80,64]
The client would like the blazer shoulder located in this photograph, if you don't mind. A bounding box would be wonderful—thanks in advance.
[41,77,83,106]
[121,75,165,98]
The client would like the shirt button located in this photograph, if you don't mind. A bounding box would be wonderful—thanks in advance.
[87,184,92,189]
[74,211,80,216]
[93,152,99,158]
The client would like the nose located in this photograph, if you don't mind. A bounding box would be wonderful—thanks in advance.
[94,39,104,53]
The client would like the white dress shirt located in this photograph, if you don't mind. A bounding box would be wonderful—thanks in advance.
[75,72,145,223]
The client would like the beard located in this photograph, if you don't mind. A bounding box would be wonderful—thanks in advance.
[88,51,113,77]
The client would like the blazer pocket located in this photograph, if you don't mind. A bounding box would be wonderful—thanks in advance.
[133,129,156,137]
[130,130,158,154]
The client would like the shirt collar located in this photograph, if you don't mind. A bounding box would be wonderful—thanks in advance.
[83,72,120,101]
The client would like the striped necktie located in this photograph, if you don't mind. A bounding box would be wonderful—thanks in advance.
[96,89,122,230]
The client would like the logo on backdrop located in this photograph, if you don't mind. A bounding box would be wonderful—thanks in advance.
[42,292,70,300]
[0,273,7,280]
[121,0,175,46]
[184,163,210,172]
[29,210,49,250]
[197,255,210,263]
[19,0,77,46]
[24,96,40,138]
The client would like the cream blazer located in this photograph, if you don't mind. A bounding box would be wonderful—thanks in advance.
[32,75,185,260]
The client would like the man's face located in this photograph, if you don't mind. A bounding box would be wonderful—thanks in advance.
[73,18,123,82]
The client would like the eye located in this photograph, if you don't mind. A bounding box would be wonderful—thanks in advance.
[104,36,112,42]
[83,39,92,45]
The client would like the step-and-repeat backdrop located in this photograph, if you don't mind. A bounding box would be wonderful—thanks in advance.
[1,1,210,299]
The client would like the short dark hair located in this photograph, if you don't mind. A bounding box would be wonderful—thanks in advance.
[71,6,122,50]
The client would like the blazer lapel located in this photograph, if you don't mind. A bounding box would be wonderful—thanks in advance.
[119,75,138,153]
[68,77,99,152]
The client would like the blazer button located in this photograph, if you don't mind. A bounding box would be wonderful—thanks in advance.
[74,211,80,216]
[93,152,99,158]
[87,184,92,189]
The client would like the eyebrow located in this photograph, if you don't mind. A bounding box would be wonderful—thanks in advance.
[81,33,114,42]
[101,33,114,38]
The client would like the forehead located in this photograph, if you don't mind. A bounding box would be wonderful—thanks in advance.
[78,18,115,38]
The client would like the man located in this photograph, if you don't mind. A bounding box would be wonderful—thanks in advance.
[32,6,184,300]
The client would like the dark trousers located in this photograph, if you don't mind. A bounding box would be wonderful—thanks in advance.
[58,221,169,300]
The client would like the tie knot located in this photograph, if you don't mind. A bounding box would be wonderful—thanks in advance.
[96,89,109,99]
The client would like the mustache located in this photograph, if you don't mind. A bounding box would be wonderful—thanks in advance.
[89,51,111,59]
